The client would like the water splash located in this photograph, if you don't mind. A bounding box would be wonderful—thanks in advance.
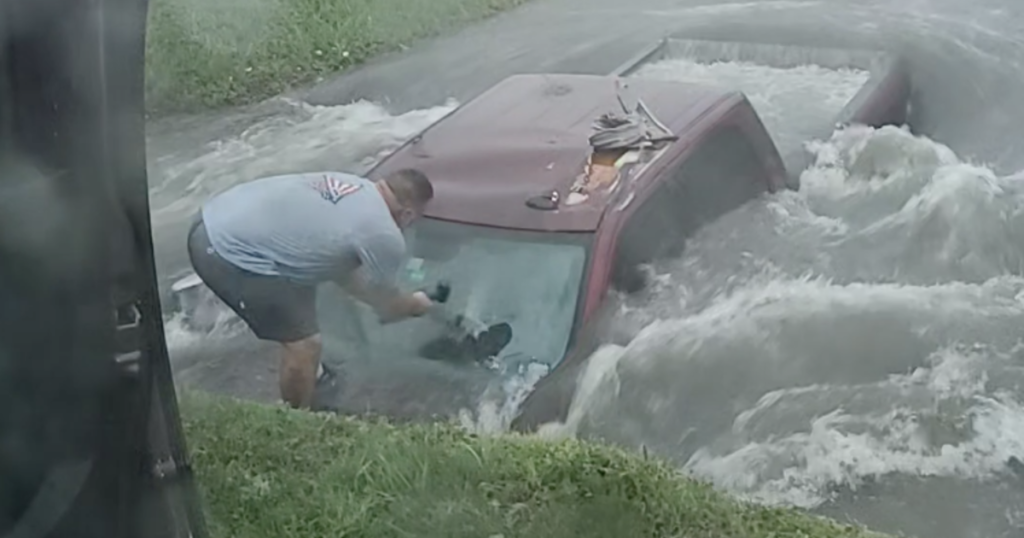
[156,54,1024,537]
[149,97,458,227]
[542,123,1024,537]
[631,56,869,156]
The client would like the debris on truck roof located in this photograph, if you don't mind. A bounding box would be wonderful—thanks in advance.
[369,73,739,232]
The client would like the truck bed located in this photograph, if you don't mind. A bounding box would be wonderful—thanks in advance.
[611,36,911,188]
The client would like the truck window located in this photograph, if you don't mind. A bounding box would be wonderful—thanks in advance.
[667,125,768,241]
[611,125,768,293]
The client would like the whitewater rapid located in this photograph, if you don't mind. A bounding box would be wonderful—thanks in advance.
[155,55,1024,538]
[529,120,1024,537]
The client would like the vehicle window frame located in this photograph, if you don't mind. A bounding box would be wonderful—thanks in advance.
[406,219,597,367]
[318,217,596,368]
[611,121,769,293]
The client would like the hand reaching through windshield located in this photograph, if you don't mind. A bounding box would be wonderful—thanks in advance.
[424,280,451,304]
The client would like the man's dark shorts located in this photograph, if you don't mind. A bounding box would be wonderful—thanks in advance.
[187,218,319,343]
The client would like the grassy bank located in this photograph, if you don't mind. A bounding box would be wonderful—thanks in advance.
[145,0,531,114]
[181,393,888,538]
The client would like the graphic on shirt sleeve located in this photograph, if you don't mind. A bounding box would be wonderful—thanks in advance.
[312,175,363,204]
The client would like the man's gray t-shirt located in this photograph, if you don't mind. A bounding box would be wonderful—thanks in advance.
[201,172,405,287]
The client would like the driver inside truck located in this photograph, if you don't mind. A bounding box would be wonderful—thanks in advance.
[185,168,449,410]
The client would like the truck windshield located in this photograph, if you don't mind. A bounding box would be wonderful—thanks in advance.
[317,218,591,369]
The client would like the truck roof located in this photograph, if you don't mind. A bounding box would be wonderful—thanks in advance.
[368,73,739,232]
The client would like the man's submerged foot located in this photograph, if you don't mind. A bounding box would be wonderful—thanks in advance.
[311,363,342,413]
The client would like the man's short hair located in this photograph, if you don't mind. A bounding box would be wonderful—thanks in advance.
[383,168,433,208]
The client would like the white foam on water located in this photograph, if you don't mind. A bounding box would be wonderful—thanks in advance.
[149,98,458,227]
[686,344,1024,508]
[459,361,552,434]
[793,125,1024,284]
[536,124,1024,532]
[630,57,870,157]
[163,309,246,352]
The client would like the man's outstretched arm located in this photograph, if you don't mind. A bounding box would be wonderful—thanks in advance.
[336,231,436,322]
[339,270,432,323]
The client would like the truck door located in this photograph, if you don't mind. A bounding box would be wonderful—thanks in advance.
[611,124,769,293]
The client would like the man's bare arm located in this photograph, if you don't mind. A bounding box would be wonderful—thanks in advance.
[336,270,431,323]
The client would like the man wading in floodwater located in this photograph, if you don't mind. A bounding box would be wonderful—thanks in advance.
[186,168,447,410]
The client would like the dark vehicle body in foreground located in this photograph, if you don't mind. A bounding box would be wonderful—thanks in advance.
[1,0,204,537]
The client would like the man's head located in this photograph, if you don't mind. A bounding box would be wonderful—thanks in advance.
[377,168,433,229]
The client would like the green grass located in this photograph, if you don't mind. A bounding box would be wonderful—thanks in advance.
[145,0,531,114]
[181,392,892,538]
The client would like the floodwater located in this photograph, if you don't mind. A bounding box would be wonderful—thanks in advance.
[153,0,1024,537]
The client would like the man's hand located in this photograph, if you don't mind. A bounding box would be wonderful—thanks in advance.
[383,281,449,323]
[409,290,434,315]
[423,280,451,304]
[377,290,432,324]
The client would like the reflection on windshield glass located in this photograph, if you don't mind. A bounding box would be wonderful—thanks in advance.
[318,218,589,369]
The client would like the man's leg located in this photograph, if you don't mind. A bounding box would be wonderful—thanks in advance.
[278,334,322,409]
[187,220,325,409]
[239,282,322,409]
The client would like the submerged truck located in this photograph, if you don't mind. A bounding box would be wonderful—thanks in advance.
[170,37,912,426]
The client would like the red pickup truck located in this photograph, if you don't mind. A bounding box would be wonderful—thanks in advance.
[174,36,911,427]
